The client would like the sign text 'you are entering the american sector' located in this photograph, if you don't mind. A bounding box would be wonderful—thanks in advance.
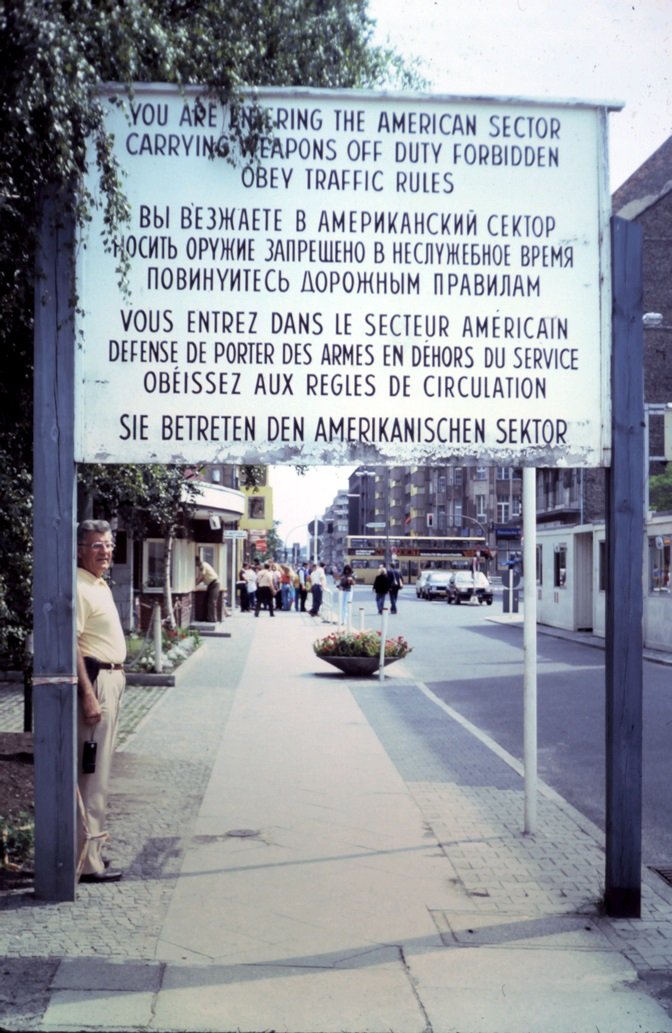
[75,86,613,467]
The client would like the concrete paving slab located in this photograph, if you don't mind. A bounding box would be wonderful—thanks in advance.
[51,957,164,991]
[151,955,428,1033]
[40,989,156,1032]
[408,946,672,1033]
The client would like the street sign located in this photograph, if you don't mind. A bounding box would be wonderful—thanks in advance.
[307,519,325,536]
[223,530,248,539]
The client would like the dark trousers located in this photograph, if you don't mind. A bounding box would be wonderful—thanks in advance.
[310,584,323,615]
[206,580,220,622]
[255,586,274,616]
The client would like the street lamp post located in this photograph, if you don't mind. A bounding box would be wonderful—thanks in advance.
[459,513,490,571]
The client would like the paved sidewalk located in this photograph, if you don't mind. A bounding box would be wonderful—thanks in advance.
[1,611,672,1032]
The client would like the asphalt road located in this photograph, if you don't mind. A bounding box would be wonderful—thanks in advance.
[351,583,672,873]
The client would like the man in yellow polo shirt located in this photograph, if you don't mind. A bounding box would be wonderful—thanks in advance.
[76,519,126,883]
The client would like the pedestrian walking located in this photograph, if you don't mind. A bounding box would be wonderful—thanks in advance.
[255,562,275,617]
[373,564,390,615]
[243,564,257,612]
[309,561,327,617]
[336,563,355,625]
[297,562,309,611]
[387,562,404,614]
[238,566,249,612]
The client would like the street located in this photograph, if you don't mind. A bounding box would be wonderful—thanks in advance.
[348,582,672,873]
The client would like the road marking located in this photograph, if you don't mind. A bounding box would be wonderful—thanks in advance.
[412,679,577,810]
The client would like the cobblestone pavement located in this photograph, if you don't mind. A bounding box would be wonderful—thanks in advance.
[0,630,252,1030]
[0,679,169,748]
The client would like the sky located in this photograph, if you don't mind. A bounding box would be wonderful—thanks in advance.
[271,0,672,544]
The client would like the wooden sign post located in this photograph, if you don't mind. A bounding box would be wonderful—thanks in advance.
[605,216,644,917]
[33,193,78,900]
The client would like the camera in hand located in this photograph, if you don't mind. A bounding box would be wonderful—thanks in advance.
[82,739,97,774]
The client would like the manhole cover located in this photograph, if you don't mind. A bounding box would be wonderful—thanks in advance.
[226,828,260,839]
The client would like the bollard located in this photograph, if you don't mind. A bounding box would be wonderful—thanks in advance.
[378,607,389,682]
[152,602,162,674]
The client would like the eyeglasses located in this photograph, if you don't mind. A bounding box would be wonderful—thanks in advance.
[83,542,115,552]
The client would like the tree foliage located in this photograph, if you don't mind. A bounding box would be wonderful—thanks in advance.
[0,0,419,660]
[650,467,672,513]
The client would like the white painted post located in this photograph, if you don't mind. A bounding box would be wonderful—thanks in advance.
[378,607,389,682]
[153,603,163,674]
[523,466,538,834]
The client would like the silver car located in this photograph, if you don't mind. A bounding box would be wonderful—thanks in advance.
[422,571,452,599]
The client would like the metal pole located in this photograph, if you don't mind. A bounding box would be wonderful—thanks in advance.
[523,466,537,834]
[231,539,237,613]
[378,607,389,681]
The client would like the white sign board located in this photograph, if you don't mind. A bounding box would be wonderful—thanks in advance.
[75,86,614,467]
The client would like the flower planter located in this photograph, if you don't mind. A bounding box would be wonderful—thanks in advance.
[317,655,401,676]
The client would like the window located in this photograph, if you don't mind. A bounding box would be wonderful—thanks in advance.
[496,467,512,480]
[599,540,607,592]
[199,545,216,568]
[454,501,462,525]
[476,495,486,518]
[144,540,166,590]
[248,496,265,520]
[497,501,510,523]
[454,468,463,486]
[536,544,542,585]
[475,467,487,481]
[512,496,521,517]
[649,535,671,593]
[554,544,567,588]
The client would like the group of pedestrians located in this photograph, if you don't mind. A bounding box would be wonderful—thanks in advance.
[238,560,329,618]
[238,558,404,622]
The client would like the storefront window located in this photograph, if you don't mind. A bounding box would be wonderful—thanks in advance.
[554,544,567,587]
[649,535,671,592]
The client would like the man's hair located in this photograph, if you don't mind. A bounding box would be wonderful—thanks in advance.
[77,519,111,545]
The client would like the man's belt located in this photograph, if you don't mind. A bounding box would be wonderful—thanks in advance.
[83,656,124,684]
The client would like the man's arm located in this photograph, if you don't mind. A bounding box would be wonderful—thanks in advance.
[76,648,102,725]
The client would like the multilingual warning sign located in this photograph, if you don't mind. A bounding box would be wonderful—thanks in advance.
[75,86,614,467]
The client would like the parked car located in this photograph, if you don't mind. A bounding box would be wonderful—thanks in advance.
[446,571,494,605]
[415,570,432,597]
[422,571,453,600]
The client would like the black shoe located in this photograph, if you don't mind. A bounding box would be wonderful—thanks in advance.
[80,867,123,884]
